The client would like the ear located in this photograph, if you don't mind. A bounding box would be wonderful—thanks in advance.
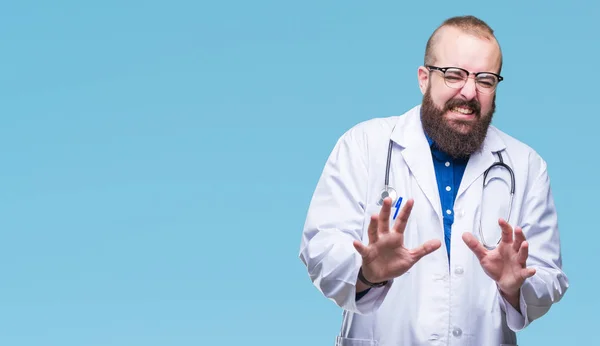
[417,66,429,95]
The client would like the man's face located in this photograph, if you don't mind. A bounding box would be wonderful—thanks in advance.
[418,27,502,158]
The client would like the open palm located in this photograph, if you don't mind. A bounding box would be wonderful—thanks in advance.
[353,198,441,283]
[462,218,536,297]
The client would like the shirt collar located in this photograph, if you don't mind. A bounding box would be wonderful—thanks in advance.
[422,119,455,161]
[425,132,450,161]
[424,132,435,148]
[421,111,453,160]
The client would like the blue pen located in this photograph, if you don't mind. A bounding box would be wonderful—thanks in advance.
[393,197,403,220]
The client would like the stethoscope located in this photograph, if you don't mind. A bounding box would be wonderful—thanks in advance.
[377,138,515,250]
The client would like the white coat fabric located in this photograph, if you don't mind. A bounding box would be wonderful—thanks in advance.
[299,104,568,346]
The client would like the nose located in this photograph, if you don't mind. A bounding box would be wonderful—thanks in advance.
[460,76,477,100]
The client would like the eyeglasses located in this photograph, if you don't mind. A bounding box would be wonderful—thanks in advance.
[426,65,503,94]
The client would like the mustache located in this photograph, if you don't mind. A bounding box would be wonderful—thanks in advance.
[444,98,481,115]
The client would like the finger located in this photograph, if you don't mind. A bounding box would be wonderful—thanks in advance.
[520,267,536,279]
[513,226,526,253]
[462,232,487,261]
[498,218,513,244]
[517,240,529,266]
[367,214,379,244]
[353,240,370,258]
[392,198,414,234]
[378,197,393,233]
[410,239,441,262]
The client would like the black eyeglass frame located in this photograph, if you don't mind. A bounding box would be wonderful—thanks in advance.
[426,65,504,92]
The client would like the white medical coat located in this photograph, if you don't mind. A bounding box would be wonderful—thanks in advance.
[299,105,568,346]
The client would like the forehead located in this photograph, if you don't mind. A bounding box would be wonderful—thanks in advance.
[433,26,501,73]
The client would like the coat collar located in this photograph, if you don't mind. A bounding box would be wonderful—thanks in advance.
[389,104,507,218]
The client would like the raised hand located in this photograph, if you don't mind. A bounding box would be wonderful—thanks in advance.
[353,197,442,285]
[462,218,536,310]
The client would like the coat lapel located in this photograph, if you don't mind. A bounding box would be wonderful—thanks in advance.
[390,106,442,218]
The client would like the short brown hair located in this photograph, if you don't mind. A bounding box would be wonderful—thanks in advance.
[424,15,502,73]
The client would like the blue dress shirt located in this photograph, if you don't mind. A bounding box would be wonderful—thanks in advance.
[425,134,468,260]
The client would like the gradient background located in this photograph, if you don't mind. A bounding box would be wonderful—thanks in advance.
[0,1,596,345]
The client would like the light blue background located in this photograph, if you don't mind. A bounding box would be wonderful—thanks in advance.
[0,1,596,345]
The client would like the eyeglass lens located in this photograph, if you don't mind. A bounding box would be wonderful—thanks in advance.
[443,68,498,92]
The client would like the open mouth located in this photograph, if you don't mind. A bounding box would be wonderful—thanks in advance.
[447,106,478,121]
[450,106,475,115]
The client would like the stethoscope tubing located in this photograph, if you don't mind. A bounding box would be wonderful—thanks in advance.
[379,137,515,250]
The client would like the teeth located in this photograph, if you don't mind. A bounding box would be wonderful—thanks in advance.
[452,107,473,115]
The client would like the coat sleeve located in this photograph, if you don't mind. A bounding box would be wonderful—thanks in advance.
[298,125,393,314]
[500,153,569,331]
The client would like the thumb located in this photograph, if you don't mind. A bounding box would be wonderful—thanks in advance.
[521,267,536,279]
[462,232,487,261]
[411,239,442,262]
[353,240,370,258]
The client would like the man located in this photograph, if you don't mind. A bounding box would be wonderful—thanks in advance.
[299,15,568,345]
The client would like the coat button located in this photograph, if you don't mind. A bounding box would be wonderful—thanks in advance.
[429,334,440,340]
[452,327,462,337]
[454,266,464,275]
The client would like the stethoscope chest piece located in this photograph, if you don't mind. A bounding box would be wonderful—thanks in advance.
[377,186,397,206]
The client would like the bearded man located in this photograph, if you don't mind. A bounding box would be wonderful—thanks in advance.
[299,15,568,346]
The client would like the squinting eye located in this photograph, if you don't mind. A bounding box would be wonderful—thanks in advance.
[477,77,496,88]
[445,75,463,81]
[445,72,466,82]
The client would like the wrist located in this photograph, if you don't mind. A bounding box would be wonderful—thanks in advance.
[498,283,520,299]
[358,267,388,288]
[356,280,371,293]
[499,286,521,311]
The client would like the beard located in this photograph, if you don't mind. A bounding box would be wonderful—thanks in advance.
[420,86,495,159]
